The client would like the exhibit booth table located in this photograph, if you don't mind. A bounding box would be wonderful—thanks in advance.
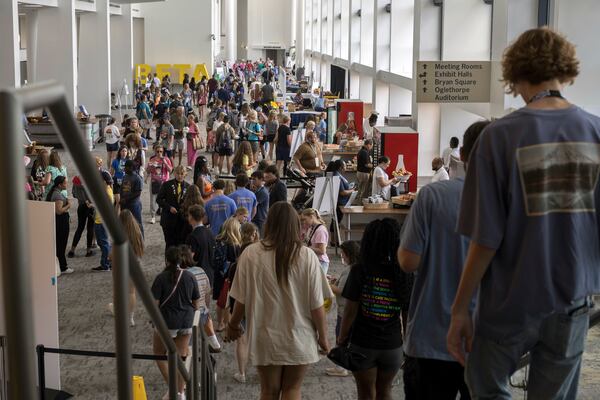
[27,117,98,149]
[340,205,411,241]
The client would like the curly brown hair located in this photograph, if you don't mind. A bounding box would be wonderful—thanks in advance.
[502,27,579,95]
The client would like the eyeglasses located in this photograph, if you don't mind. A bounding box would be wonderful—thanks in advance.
[156,151,163,153]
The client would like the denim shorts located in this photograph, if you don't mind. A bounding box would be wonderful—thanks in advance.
[168,328,193,338]
[106,142,119,152]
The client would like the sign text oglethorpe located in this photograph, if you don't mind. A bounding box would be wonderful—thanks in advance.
[417,61,491,103]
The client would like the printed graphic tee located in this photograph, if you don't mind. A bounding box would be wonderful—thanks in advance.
[342,263,404,349]
[458,106,600,340]
[205,194,237,236]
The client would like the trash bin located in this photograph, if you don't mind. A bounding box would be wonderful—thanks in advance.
[79,120,95,151]
[95,114,112,144]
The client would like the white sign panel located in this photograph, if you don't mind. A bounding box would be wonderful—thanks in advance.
[416,61,491,103]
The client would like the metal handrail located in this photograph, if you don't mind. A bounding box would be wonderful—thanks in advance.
[0,81,196,400]
[36,310,202,399]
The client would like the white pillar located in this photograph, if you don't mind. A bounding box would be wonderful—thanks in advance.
[0,0,20,88]
[78,0,111,114]
[490,0,537,117]
[223,0,237,62]
[296,0,305,68]
[26,10,39,85]
[412,0,442,181]
[36,0,77,111]
[110,5,133,106]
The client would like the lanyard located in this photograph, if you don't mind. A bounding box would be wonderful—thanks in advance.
[527,90,564,104]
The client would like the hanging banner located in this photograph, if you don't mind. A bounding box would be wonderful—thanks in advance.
[134,64,210,84]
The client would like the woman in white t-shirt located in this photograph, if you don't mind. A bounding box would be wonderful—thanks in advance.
[226,202,333,399]
[104,117,122,166]
[372,156,399,200]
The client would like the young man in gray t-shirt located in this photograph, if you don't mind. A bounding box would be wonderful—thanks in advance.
[398,120,488,399]
[448,27,600,399]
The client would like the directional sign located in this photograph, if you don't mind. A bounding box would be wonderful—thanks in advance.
[416,61,491,103]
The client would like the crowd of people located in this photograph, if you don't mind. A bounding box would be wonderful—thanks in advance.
[25,28,600,400]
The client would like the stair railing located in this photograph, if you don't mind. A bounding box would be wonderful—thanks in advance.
[0,81,195,400]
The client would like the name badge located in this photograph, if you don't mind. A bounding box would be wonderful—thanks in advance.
[315,157,320,167]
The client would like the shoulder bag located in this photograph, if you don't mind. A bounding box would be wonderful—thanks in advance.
[160,269,183,308]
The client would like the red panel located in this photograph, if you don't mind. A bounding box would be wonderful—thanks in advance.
[381,131,419,193]
[336,101,364,138]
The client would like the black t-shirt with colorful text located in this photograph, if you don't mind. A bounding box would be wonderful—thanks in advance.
[342,263,407,349]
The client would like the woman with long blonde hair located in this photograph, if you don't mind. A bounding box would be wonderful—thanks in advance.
[214,217,242,331]
[108,209,144,326]
[231,141,255,177]
[226,202,332,399]
[227,222,260,383]
[300,208,330,273]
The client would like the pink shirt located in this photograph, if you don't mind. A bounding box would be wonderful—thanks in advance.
[308,224,329,263]
[146,156,173,183]
[188,122,199,138]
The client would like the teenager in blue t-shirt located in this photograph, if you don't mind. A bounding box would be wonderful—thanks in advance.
[398,121,489,399]
[448,28,600,399]
[205,179,237,236]
[228,174,257,219]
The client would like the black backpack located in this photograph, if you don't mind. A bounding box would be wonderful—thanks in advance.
[213,240,230,277]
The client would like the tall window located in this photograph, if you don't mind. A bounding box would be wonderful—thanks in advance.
[390,0,414,77]
[360,0,374,66]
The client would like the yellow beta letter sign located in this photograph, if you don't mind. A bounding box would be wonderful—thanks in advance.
[135,64,152,81]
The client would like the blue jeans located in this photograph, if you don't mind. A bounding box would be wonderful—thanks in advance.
[466,299,590,399]
[124,200,144,237]
[94,223,111,269]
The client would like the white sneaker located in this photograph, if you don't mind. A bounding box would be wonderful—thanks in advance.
[150,216,156,224]
[107,303,114,316]
[62,268,74,274]
[130,313,135,327]
[233,372,246,383]
[177,392,186,400]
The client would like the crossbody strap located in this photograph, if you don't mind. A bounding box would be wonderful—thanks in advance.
[160,269,183,308]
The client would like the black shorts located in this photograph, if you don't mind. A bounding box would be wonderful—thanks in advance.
[266,135,276,143]
[350,344,404,371]
[113,181,122,195]
[106,142,119,152]
[218,147,233,157]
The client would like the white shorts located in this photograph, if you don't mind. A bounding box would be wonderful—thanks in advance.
[174,139,185,151]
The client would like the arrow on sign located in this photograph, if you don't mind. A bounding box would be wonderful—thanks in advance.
[423,87,427,93]
[423,80,427,85]
[418,72,427,78]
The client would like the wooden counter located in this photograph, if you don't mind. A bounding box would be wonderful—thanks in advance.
[339,205,411,241]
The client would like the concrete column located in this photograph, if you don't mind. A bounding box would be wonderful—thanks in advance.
[36,0,77,111]
[78,0,111,114]
[222,0,237,62]
[236,0,248,60]
[26,10,39,85]
[296,0,305,68]
[0,0,20,88]
[110,5,133,106]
